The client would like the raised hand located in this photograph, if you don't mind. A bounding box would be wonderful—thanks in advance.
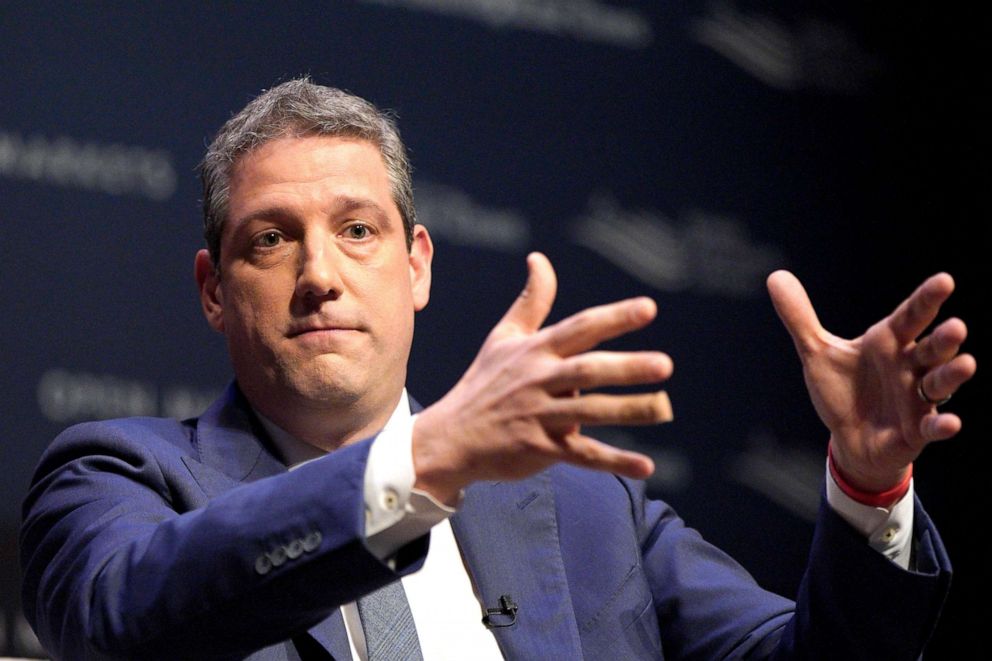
[413,252,674,504]
[767,270,977,493]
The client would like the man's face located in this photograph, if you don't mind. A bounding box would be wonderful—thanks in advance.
[195,135,432,440]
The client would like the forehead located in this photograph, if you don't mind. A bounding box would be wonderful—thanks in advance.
[227,135,393,211]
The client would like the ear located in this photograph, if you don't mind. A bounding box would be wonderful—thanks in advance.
[409,224,433,311]
[194,249,225,332]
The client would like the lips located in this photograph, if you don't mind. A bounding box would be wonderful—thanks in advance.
[287,320,362,338]
[287,326,358,337]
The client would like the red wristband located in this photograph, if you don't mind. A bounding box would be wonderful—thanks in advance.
[827,443,912,507]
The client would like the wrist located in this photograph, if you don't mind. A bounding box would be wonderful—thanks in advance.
[411,409,469,507]
[827,442,912,507]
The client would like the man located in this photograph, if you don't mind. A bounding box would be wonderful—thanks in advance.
[20,78,976,660]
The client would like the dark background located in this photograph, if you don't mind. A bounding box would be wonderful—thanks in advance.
[1,1,986,657]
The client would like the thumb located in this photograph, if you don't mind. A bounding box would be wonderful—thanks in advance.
[496,252,558,335]
[766,270,824,354]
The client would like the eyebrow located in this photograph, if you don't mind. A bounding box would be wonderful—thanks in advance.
[231,196,396,230]
[334,196,394,226]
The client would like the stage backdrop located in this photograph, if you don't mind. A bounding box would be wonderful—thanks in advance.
[1,2,985,657]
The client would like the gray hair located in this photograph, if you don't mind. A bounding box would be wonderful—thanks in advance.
[199,77,416,268]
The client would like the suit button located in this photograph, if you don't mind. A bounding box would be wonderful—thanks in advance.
[302,531,322,552]
[286,539,304,559]
[254,554,273,575]
[381,488,399,511]
[268,545,288,567]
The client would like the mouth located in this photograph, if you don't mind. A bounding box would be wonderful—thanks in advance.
[285,311,368,347]
[287,325,361,338]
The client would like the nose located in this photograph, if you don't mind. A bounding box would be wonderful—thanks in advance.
[295,234,343,303]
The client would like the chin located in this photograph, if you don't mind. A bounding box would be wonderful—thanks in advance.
[286,375,365,409]
[285,365,381,408]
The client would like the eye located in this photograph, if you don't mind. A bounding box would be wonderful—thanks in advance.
[344,223,372,240]
[254,230,283,248]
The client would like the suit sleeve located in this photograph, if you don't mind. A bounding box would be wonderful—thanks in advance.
[19,418,427,660]
[627,478,952,660]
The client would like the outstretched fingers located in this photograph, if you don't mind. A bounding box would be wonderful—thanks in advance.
[492,253,660,358]
[918,353,978,406]
[766,270,825,354]
[496,252,558,337]
[913,317,967,369]
[440,251,677,487]
[557,432,656,479]
[920,411,963,443]
[541,297,658,357]
[545,391,674,428]
[888,273,955,345]
[545,351,674,393]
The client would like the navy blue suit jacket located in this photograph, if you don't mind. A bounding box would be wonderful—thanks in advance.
[20,384,952,659]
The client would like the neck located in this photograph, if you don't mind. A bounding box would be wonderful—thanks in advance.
[252,388,404,452]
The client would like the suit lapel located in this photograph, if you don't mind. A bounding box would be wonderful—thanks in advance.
[451,472,582,659]
[188,383,286,491]
[184,383,353,660]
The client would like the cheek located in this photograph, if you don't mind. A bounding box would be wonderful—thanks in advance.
[371,267,415,317]
[223,280,284,343]
[354,271,411,344]
[380,288,417,350]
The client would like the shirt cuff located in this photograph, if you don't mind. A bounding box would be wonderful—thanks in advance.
[363,413,462,561]
[825,460,914,569]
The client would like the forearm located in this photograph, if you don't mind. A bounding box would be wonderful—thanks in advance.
[774,496,951,660]
[20,425,422,659]
[630,477,950,660]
